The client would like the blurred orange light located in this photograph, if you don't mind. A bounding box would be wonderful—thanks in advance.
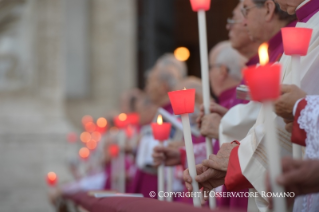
[91,132,101,141]
[85,122,96,133]
[79,147,90,159]
[118,113,127,121]
[86,140,97,150]
[174,47,190,62]
[258,43,269,66]
[80,132,91,143]
[47,172,57,186]
[108,144,120,158]
[82,115,93,125]
[97,117,107,128]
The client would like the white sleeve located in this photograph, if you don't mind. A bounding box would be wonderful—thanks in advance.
[219,101,261,145]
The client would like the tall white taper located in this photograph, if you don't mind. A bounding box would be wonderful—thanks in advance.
[197,10,216,209]
[158,142,165,201]
[118,130,126,193]
[291,55,303,159]
[264,102,287,212]
[181,114,201,207]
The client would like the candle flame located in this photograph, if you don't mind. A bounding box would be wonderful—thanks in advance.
[183,87,186,90]
[47,172,57,181]
[157,115,163,125]
[258,43,269,66]
[119,113,127,121]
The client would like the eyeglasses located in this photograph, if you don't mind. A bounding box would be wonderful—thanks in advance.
[240,5,258,17]
[227,18,243,25]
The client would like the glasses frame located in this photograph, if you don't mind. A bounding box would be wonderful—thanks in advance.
[240,5,258,17]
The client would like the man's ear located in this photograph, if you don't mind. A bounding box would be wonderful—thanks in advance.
[264,0,276,22]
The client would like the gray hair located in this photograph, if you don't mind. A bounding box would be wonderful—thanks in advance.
[156,53,187,78]
[253,0,296,22]
[157,67,178,91]
[215,46,246,81]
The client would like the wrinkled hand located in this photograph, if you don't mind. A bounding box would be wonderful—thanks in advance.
[274,85,306,121]
[197,103,228,129]
[152,146,181,167]
[200,113,222,139]
[202,143,238,172]
[266,157,319,209]
[183,164,226,201]
[277,157,319,196]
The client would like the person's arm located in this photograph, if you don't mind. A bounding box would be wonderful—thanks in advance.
[291,98,307,146]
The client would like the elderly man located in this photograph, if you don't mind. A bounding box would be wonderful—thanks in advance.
[184,0,297,211]
[131,54,186,198]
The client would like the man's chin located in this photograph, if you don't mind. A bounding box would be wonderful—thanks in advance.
[286,7,297,15]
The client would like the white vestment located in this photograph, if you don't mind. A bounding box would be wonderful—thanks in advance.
[219,6,319,212]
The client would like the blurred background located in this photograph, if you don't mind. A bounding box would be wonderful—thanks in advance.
[0,0,237,211]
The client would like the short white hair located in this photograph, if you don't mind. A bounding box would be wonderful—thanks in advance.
[215,45,247,81]
[156,53,187,78]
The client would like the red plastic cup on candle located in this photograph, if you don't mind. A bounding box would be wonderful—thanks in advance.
[281,27,312,56]
[243,64,281,102]
[127,113,140,125]
[151,115,171,141]
[47,172,58,186]
[108,144,120,158]
[168,88,196,115]
[114,113,129,129]
[190,0,211,11]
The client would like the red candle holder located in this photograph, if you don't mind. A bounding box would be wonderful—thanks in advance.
[47,172,58,186]
[243,64,281,102]
[108,144,120,158]
[168,89,196,115]
[190,0,211,11]
[127,113,140,125]
[125,125,135,139]
[151,123,171,142]
[281,27,312,56]
[113,113,129,129]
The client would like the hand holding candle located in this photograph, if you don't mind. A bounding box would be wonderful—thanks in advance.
[168,88,201,207]
[189,0,215,207]
[151,115,171,201]
[243,43,286,212]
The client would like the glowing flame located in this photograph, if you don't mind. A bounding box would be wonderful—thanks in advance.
[258,43,269,66]
[97,117,107,128]
[157,115,163,125]
[79,147,90,159]
[119,113,127,121]
[174,47,190,62]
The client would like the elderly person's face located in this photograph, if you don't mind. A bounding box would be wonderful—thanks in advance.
[209,54,228,97]
[145,69,166,103]
[242,0,269,42]
[273,0,303,15]
[227,2,250,50]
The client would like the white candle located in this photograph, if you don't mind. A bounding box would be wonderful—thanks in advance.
[291,55,303,159]
[264,102,287,212]
[117,130,126,193]
[197,9,216,209]
[157,142,165,201]
[181,114,201,207]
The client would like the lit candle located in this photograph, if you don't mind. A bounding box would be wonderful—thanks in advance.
[281,27,312,159]
[151,115,172,201]
[243,43,286,212]
[113,113,129,193]
[168,88,201,207]
[189,0,215,207]
[46,172,58,186]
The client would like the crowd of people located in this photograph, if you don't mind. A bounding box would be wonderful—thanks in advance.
[50,0,319,211]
